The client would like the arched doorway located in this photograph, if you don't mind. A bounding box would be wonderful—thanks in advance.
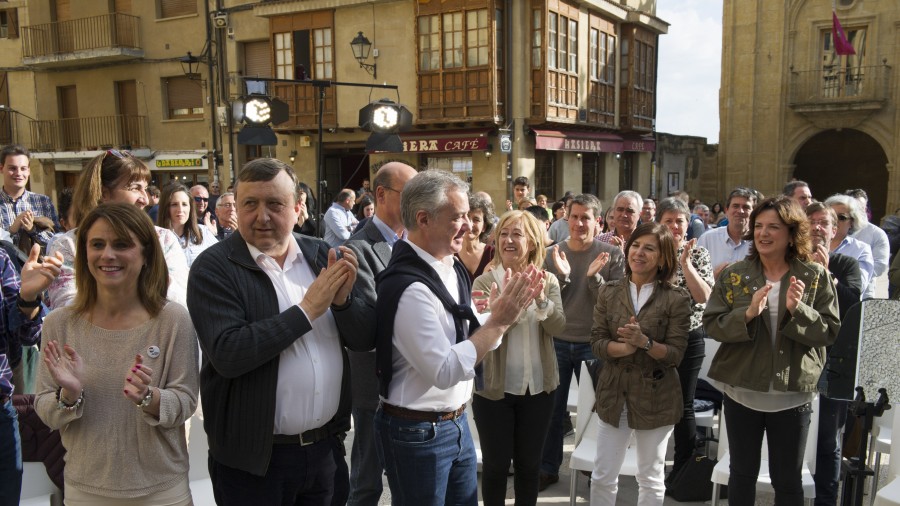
[793,129,889,223]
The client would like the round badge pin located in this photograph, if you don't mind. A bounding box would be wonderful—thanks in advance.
[147,345,161,359]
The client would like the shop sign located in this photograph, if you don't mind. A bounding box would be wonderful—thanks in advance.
[153,154,208,170]
[623,139,656,152]
[533,129,622,153]
[400,136,488,153]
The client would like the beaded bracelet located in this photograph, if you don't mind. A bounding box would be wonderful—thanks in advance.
[56,387,84,411]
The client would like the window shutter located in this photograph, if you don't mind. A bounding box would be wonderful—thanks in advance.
[244,40,272,78]
[160,0,197,19]
[166,76,202,116]
[5,9,18,39]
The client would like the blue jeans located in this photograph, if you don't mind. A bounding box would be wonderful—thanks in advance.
[348,406,382,506]
[540,339,596,476]
[814,395,849,506]
[0,399,22,506]
[374,407,478,506]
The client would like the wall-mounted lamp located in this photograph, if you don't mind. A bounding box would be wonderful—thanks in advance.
[485,143,493,158]
[615,153,621,160]
[289,150,297,164]
[576,153,582,159]
[178,51,204,80]
[350,31,377,79]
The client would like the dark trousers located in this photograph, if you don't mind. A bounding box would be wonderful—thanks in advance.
[0,399,22,506]
[723,395,812,506]
[541,339,595,476]
[472,390,555,506]
[209,437,339,506]
[814,395,849,506]
[671,328,705,474]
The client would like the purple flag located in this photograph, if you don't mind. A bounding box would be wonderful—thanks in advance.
[832,11,856,56]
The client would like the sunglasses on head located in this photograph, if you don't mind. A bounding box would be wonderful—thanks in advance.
[104,149,131,160]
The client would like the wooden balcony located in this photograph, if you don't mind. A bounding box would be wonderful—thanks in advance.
[271,83,336,131]
[29,115,148,152]
[22,13,143,68]
[417,68,501,123]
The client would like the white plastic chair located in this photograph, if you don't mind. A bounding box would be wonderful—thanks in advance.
[870,409,894,505]
[873,401,900,506]
[568,362,638,506]
[710,395,820,505]
[19,461,61,506]
[186,414,216,505]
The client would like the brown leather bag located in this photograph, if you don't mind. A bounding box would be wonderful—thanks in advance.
[13,394,66,491]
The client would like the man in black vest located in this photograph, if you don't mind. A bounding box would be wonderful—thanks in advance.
[374,169,543,505]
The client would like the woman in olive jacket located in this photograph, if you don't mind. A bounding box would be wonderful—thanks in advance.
[590,222,692,506]
[703,196,840,506]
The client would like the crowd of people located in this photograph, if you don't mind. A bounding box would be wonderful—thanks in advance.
[0,140,898,506]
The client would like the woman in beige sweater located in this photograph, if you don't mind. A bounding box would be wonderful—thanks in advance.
[472,210,566,506]
[36,203,199,505]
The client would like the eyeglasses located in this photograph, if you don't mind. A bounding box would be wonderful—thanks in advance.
[194,196,209,203]
[382,186,402,194]
[217,202,236,209]
[836,214,851,221]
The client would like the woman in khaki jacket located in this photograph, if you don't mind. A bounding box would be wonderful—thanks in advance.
[703,196,839,506]
[590,222,692,506]
[472,211,566,506]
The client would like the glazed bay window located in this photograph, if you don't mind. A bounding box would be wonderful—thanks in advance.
[588,22,616,125]
[416,3,503,122]
[547,10,577,110]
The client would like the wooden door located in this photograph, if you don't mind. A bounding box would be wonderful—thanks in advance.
[53,0,74,53]
[116,80,139,147]
[58,86,80,150]
[114,0,131,13]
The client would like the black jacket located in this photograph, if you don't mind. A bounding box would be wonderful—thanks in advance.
[187,231,370,475]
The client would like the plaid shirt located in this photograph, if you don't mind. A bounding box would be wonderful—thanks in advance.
[0,247,46,397]
[0,188,61,249]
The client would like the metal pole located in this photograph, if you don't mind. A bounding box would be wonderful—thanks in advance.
[205,0,220,182]
[316,85,326,238]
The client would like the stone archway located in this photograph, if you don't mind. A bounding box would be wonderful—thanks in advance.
[792,128,889,223]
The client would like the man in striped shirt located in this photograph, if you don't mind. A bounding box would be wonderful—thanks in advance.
[0,145,60,250]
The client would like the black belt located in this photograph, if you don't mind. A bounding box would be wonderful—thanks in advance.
[272,425,334,446]
[381,402,466,422]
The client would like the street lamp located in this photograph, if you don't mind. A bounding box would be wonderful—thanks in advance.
[350,31,377,78]
[0,105,38,146]
[178,51,204,80]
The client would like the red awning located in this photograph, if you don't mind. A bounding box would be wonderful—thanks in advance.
[370,128,492,154]
[532,129,623,153]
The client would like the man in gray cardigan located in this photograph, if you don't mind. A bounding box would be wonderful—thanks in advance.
[343,160,417,506]
[187,158,370,506]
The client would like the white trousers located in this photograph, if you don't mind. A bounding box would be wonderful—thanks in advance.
[590,409,673,506]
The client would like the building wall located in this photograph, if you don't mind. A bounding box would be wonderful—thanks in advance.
[720,0,899,220]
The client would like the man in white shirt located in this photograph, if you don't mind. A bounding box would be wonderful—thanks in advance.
[784,180,813,208]
[187,158,369,506]
[373,169,543,505]
[324,189,359,247]
[697,187,757,279]
[343,160,418,506]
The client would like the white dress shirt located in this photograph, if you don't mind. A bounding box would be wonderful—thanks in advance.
[696,225,752,271]
[247,239,343,435]
[383,239,478,411]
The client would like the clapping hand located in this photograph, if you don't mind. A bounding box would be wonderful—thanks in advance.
[615,316,643,353]
[811,244,829,269]
[745,284,773,322]
[43,340,84,400]
[123,354,154,405]
[300,246,358,319]
[587,251,610,278]
[785,276,805,315]
[488,265,545,326]
[550,245,571,278]
[679,239,696,269]
[19,245,63,304]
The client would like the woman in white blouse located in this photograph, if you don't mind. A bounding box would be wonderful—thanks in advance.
[157,183,218,267]
[472,210,566,506]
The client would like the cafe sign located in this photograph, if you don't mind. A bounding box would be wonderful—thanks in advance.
[374,129,490,154]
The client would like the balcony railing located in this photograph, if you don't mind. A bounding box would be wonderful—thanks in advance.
[789,64,891,106]
[29,115,148,152]
[22,13,141,58]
